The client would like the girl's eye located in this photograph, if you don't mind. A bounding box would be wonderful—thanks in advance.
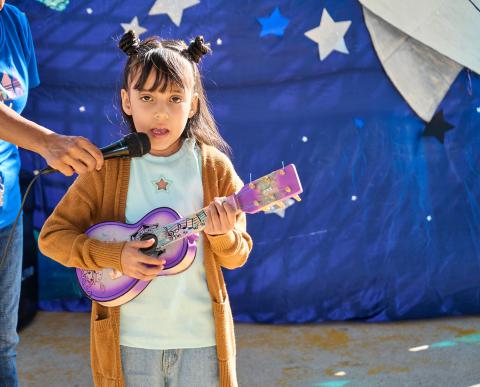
[140,95,152,102]
[171,96,182,103]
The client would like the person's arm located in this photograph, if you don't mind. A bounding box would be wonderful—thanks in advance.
[204,159,253,269]
[205,205,252,269]
[0,103,103,176]
[37,168,125,271]
[38,164,165,279]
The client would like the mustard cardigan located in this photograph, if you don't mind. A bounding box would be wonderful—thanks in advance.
[39,143,253,387]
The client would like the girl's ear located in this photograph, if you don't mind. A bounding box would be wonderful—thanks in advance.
[121,89,132,115]
[189,92,199,118]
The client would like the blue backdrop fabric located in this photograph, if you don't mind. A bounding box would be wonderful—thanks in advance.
[10,0,480,322]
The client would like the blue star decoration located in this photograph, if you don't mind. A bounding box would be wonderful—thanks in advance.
[354,118,365,129]
[422,110,454,144]
[257,7,289,37]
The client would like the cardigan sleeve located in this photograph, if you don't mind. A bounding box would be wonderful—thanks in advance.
[38,169,125,272]
[204,154,253,269]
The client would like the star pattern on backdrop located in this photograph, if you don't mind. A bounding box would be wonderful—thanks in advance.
[148,0,200,26]
[257,7,289,37]
[304,8,351,61]
[121,17,147,37]
[153,177,171,192]
[422,110,454,144]
[265,198,296,218]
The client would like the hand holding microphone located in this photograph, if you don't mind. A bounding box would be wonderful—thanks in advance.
[2,132,150,270]
[37,133,104,176]
[36,132,151,176]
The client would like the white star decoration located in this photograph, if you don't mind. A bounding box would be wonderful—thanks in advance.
[121,17,147,37]
[304,8,351,61]
[148,0,200,26]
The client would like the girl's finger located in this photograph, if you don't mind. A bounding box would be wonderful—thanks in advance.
[214,200,227,220]
[132,270,146,280]
[129,238,155,248]
[140,264,164,276]
[223,201,235,214]
[223,202,237,223]
[134,267,159,281]
[139,255,165,266]
[208,204,220,227]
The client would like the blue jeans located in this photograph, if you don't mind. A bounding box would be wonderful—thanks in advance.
[120,345,219,387]
[0,221,23,387]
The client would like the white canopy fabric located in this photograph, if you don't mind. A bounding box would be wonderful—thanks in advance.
[359,0,480,73]
[359,0,480,121]
[362,7,462,121]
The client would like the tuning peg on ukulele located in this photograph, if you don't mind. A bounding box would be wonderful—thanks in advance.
[293,195,302,202]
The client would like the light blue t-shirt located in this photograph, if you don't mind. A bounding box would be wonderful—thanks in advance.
[120,138,216,349]
[0,4,40,228]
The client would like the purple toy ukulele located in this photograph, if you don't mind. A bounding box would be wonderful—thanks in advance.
[76,164,303,307]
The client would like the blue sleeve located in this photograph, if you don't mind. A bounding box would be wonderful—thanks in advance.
[20,12,40,89]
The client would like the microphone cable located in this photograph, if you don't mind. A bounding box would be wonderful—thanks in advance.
[0,170,46,269]
[0,132,150,268]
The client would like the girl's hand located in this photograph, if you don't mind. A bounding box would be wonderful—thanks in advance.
[204,197,238,236]
[120,239,165,280]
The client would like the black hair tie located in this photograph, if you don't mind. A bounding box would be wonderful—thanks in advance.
[119,30,140,56]
[186,36,211,63]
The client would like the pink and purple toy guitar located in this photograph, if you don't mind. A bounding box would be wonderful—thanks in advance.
[76,164,303,307]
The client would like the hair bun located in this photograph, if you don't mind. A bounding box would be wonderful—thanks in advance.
[119,30,140,56]
[187,36,211,63]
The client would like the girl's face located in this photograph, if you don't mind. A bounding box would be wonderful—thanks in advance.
[121,69,198,157]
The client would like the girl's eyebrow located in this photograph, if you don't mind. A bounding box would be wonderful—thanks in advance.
[136,87,184,93]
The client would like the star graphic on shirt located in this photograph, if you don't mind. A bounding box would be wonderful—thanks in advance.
[257,7,289,37]
[121,16,147,37]
[304,8,351,61]
[153,177,172,192]
[155,178,169,191]
[148,0,200,26]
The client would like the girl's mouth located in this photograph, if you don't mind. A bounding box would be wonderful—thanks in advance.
[151,128,169,137]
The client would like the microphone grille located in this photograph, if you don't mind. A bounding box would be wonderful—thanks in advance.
[124,132,151,157]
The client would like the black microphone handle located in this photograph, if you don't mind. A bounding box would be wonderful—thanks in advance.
[34,146,130,176]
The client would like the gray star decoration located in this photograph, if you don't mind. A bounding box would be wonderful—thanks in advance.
[121,17,147,37]
[148,0,200,26]
[265,198,296,218]
[305,8,352,61]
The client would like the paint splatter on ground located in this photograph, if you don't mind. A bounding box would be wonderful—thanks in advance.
[17,312,480,386]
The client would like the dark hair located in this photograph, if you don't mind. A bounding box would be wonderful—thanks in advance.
[118,30,230,155]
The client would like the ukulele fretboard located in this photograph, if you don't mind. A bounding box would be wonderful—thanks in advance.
[157,209,208,247]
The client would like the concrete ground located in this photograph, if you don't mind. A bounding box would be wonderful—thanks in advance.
[17,312,480,387]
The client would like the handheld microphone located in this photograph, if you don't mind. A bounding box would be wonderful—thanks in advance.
[35,132,151,176]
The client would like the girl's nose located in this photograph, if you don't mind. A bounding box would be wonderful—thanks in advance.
[154,112,169,121]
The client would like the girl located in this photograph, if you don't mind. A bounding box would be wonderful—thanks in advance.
[39,30,252,387]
